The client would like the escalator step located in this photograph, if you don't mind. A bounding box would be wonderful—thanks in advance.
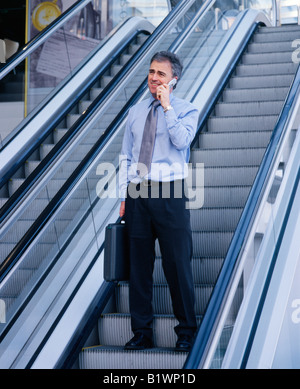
[8,178,25,197]
[222,86,289,102]
[207,114,278,132]
[191,166,258,186]
[153,257,223,285]
[0,269,35,297]
[242,51,293,65]
[254,29,300,42]
[98,313,201,348]
[191,185,251,208]
[154,231,234,258]
[116,283,214,316]
[197,130,272,148]
[229,74,294,88]
[190,231,234,257]
[247,40,295,53]
[191,147,266,167]
[190,207,243,231]
[214,101,283,116]
[236,62,297,77]
[79,346,188,369]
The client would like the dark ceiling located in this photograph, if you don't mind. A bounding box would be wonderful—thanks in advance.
[0,0,26,45]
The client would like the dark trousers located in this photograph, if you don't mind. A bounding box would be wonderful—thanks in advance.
[125,180,197,339]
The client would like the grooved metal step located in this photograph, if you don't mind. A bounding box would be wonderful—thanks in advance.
[154,231,234,258]
[207,114,278,131]
[230,74,295,88]
[79,346,189,369]
[190,207,243,231]
[98,313,202,348]
[237,61,298,77]
[191,147,266,167]
[242,51,293,65]
[198,131,272,148]
[153,257,224,284]
[222,86,290,102]
[115,283,214,316]
[215,100,284,116]
[194,185,251,208]
[192,166,258,186]
[247,40,295,53]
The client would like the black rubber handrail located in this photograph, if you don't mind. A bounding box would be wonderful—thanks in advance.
[184,26,300,369]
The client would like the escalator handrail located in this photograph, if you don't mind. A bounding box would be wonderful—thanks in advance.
[184,35,300,370]
[0,0,91,81]
[0,0,201,280]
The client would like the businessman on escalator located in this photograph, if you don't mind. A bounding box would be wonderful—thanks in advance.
[119,51,198,352]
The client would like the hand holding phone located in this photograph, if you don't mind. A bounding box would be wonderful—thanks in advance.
[156,78,177,107]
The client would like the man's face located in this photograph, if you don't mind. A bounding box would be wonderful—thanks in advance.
[148,59,174,98]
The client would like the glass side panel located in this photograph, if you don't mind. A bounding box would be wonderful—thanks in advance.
[207,95,299,369]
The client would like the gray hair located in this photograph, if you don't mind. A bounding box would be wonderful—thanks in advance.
[150,51,183,88]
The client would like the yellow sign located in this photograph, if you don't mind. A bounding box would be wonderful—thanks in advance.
[32,0,62,31]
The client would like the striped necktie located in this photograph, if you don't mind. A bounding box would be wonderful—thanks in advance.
[137,99,160,178]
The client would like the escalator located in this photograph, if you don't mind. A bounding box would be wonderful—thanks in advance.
[0,0,225,368]
[0,0,299,369]
[79,23,300,369]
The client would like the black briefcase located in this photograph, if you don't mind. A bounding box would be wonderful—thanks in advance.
[104,220,129,282]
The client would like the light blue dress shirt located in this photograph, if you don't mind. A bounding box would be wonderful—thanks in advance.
[119,93,199,200]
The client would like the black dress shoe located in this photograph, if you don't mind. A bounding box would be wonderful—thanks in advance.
[175,334,193,352]
[124,333,153,350]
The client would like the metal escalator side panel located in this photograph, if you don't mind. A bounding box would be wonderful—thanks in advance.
[185,23,300,369]
[222,113,300,369]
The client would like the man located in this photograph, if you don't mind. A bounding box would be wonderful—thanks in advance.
[119,51,198,351]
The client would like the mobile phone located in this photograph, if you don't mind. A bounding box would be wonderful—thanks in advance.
[168,78,177,88]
